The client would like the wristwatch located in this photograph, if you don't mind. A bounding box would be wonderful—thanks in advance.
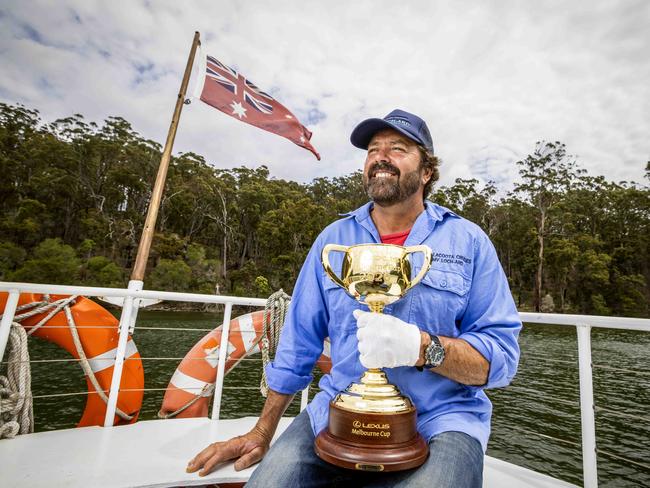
[422,334,445,369]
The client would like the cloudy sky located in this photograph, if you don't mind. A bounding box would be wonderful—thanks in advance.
[1,0,648,190]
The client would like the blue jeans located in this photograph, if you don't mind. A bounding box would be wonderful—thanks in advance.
[246,410,483,488]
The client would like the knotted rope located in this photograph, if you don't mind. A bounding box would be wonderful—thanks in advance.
[0,296,133,437]
[260,290,291,397]
[0,324,32,439]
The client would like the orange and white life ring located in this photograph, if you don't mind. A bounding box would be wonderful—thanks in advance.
[160,310,332,418]
[0,292,144,427]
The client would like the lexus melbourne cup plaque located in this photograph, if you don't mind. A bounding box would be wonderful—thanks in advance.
[314,243,432,472]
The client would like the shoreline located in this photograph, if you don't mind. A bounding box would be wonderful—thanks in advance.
[105,300,261,314]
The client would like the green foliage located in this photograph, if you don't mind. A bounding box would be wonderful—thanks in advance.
[230,261,268,297]
[0,241,26,279]
[11,238,80,284]
[254,276,272,297]
[152,233,186,261]
[611,274,647,317]
[0,102,648,317]
[430,178,497,230]
[513,141,584,311]
[77,239,96,258]
[148,259,192,292]
[185,243,220,294]
[81,256,125,288]
[590,294,611,316]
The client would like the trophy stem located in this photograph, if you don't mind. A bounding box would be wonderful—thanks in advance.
[363,303,386,387]
[360,368,388,386]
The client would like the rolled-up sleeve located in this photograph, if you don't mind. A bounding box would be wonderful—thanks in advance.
[458,232,521,390]
[265,235,329,394]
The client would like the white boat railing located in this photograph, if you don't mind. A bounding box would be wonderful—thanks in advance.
[1,281,650,488]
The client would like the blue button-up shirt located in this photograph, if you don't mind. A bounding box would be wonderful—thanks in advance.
[266,201,521,451]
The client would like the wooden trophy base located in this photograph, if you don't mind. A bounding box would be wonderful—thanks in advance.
[314,401,429,472]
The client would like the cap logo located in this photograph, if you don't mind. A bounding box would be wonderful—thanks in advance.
[385,117,412,128]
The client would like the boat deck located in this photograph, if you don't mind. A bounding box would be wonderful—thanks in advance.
[1,417,578,487]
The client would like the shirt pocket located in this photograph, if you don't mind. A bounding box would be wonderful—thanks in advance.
[410,268,470,337]
[322,273,358,333]
[322,275,361,369]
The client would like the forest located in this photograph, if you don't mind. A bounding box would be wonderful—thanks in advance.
[1,102,648,317]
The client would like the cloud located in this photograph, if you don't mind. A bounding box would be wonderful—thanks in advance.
[0,0,648,188]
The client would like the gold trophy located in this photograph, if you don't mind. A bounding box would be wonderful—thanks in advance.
[314,243,432,472]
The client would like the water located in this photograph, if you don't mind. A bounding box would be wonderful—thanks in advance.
[17,310,650,487]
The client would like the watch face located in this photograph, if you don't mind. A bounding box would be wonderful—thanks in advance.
[425,337,445,367]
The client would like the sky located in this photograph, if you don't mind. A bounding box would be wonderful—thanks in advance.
[1,0,648,191]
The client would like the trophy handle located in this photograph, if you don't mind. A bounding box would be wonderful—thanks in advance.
[322,244,349,289]
[404,245,432,292]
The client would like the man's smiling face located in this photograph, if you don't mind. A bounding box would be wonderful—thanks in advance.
[363,129,427,206]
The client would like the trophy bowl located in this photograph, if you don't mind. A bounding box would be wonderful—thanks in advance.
[321,243,430,313]
[314,243,432,472]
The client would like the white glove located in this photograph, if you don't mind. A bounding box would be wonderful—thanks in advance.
[353,310,422,369]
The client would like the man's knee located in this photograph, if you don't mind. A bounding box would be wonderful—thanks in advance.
[426,431,483,487]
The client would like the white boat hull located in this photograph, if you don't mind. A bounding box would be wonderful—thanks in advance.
[0,417,578,487]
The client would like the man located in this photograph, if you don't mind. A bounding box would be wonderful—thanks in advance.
[187,109,521,487]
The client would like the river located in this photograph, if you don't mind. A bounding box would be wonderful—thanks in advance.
[25,309,650,487]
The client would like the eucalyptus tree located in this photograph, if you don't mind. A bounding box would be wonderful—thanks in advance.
[514,141,584,311]
[489,197,538,308]
[429,178,497,236]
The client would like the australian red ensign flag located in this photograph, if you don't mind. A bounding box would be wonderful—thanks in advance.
[199,54,320,160]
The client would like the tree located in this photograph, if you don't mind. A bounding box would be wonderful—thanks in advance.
[81,256,125,288]
[514,141,583,311]
[11,238,80,284]
[205,170,238,284]
[575,248,611,315]
[258,197,331,289]
[544,238,579,312]
[430,178,497,235]
[148,259,192,292]
[0,241,26,280]
[185,243,220,294]
[489,198,538,307]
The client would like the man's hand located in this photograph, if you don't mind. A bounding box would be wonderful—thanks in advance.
[354,310,422,368]
[186,426,270,476]
[186,390,294,477]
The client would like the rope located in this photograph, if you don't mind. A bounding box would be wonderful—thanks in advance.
[260,290,291,397]
[0,295,133,435]
[11,296,77,337]
[157,295,291,419]
[0,324,33,439]
[157,383,215,419]
[64,306,133,421]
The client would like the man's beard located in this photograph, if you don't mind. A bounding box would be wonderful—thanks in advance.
[363,162,422,206]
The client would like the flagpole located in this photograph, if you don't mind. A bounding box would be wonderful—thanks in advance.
[131,30,201,282]
[104,31,201,426]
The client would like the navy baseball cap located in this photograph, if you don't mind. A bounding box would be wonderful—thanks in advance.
[350,109,434,154]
